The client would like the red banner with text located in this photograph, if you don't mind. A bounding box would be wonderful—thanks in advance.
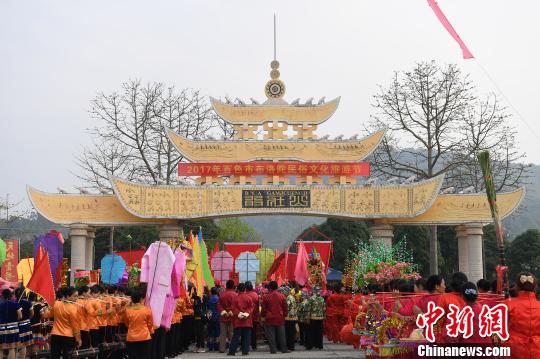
[179,161,370,177]
[1,239,19,282]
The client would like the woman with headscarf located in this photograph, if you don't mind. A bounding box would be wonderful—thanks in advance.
[505,272,540,359]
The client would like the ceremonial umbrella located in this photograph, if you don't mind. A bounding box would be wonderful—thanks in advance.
[210,250,234,282]
[100,254,126,284]
[235,252,260,283]
[255,248,275,284]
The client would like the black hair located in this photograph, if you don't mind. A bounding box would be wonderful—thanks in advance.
[14,287,24,299]
[415,278,427,291]
[28,292,37,302]
[399,280,415,293]
[516,271,537,292]
[211,287,218,295]
[367,283,380,294]
[476,279,491,292]
[1,289,12,300]
[450,272,468,292]
[268,281,278,291]
[245,281,254,291]
[426,275,443,292]
[461,282,478,304]
[107,285,117,294]
[226,280,235,290]
[64,287,77,298]
[237,283,246,292]
[130,289,144,304]
[78,286,90,296]
[91,285,102,294]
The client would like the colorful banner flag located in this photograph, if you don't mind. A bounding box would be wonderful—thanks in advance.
[198,229,214,288]
[294,242,310,286]
[17,258,34,286]
[1,239,19,283]
[190,231,204,296]
[27,245,55,305]
[427,0,474,59]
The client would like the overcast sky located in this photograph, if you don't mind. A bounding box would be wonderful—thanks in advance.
[1,0,539,210]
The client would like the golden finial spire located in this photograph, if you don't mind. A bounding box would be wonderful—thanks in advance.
[265,14,286,101]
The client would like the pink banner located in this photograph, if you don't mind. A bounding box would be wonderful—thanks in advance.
[427,0,474,59]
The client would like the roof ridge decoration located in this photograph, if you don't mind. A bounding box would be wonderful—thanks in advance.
[166,128,386,163]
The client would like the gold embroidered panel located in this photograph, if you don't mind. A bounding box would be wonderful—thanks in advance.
[167,128,385,162]
[210,97,340,125]
[110,176,444,219]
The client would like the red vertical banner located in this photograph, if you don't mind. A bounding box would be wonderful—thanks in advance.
[1,240,19,282]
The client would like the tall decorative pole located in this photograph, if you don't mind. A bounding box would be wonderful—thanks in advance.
[478,150,508,296]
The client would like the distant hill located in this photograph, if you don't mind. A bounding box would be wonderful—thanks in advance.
[241,215,325,249]
[503,164,540,237]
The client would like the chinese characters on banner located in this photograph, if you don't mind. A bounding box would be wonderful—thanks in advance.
[416,302,509,342]
[242,190,310,208]
[178,161,370,177]
[1,239,19,282]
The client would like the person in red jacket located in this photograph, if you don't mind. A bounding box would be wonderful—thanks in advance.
[245,281,260,350]
[505,271,540,359]
[261,281,288,354]
[227,283,255,356]
[218,280,237,353]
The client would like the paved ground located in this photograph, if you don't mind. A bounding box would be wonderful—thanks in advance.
[176,343,364,358]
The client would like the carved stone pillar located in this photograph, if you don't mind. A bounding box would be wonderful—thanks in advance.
[70,224,88,281]
[370,223,394,249]
[85,226,95,270]
[456,225,469,278]
[466,222,484,283]
[159,223,182,243]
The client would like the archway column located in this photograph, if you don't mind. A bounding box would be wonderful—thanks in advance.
[159,222,183,243]
[456,225,469,278]
[370,222,394,249]
[85,226,95,270]
[70,223,88,282]
[466,222,484,283]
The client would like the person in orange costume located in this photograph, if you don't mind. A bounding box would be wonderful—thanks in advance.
[436,272,467,344]
[505,271,540,359]
[46,287,81,359]
[122,289,154,359]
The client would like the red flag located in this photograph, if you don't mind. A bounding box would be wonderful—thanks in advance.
[294,242,310,286]
[27,245,55,305]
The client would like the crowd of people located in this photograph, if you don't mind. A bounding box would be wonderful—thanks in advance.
[0,271,539,358]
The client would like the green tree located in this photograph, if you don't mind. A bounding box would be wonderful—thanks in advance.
[394,226,430,277]
[299,219,370,271]
[214,218,261,247]
[507,229,540,281]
